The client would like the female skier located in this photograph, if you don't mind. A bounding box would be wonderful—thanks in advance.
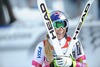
[31,10,87,67]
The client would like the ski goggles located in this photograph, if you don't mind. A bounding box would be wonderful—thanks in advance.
[53,19,68,29]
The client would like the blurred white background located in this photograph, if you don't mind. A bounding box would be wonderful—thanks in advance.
[0,0,100,67]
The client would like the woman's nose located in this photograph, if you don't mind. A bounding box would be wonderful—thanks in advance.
[59,27,64,32]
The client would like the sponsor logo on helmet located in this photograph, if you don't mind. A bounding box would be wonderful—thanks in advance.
[54,11,61,19]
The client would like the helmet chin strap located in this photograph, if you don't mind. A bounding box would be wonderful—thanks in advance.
[66,27,68,32]
[64,33,67,39]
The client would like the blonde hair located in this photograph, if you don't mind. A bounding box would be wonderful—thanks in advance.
[44,35,53,63]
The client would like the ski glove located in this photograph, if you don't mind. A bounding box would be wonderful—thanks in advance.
[53,56,72,67]
[50,59,59,67]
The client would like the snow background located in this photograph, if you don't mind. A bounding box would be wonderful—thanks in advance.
[0,0,100,67]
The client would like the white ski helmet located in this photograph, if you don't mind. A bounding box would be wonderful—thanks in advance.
[50,10,69,32]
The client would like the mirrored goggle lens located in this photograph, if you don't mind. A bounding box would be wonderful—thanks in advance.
[53,19,68,28]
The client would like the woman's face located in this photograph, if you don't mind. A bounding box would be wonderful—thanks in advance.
[55,27,66,40]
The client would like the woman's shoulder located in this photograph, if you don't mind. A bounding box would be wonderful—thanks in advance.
[37,39,49,47]
[36,40,45,48]
[67,36,80,42]
[67,36,71,42]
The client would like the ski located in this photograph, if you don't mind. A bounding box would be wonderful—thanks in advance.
[37,0,63,55]
[65,0,94,57]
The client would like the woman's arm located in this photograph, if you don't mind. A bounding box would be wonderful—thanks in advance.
[72,39,87,67]
[31,41,45,67]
